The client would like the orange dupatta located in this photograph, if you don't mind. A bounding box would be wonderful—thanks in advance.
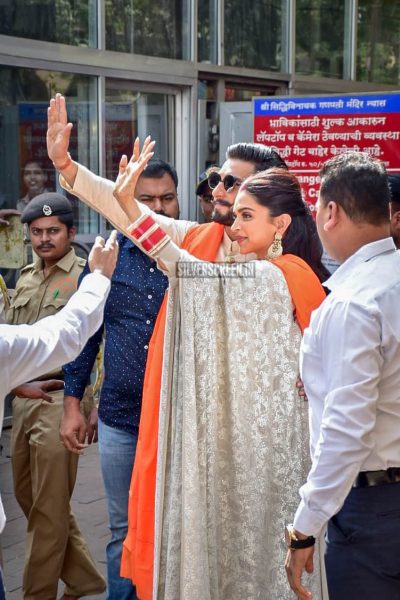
[121,223,225,600]
[121,225,325,600]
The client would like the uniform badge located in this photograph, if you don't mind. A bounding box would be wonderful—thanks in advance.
[42,204,52,216]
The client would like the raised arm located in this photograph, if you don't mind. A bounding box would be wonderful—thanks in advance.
[113,144,195,275]
[47,93,78,187]
[47,93,196,242]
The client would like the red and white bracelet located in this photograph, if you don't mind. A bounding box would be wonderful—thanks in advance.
[127,214,170,256]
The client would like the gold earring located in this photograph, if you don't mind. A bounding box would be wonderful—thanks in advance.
[267,232,283,259]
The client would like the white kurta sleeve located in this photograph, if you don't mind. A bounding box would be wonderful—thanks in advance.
[0,271,111,395]
[60,164,197,245]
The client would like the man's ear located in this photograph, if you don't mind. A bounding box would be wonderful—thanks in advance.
[393,209,400,226]
[68,225,76,241]
[323,201,340,233]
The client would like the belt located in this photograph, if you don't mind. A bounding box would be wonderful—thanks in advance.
[353,467,400,488]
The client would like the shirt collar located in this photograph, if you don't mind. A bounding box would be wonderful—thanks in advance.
[33,247,76,274]
[325,237,397,292]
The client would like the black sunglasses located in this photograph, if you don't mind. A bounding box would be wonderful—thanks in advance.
[207,172,242,192]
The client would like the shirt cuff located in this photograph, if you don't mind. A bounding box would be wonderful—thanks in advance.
[293,499,329,537]
[63,380,87,400]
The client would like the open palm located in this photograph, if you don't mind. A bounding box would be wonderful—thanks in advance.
[113,136,155,217]
[47,93,73,165]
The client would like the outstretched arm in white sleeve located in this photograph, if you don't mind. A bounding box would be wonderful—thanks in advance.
[0,232,118,421]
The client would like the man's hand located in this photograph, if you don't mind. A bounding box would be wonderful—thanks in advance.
[0,208,21,226]
[86,406,99,444]
[113,136,155,222]
[285,545,314,600]
[11,379,64,402]
[60,396,88,454]
[89,230,119,279]
[47,93,78,185]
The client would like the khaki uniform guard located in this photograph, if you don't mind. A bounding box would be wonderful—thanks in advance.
[7,192,105,600]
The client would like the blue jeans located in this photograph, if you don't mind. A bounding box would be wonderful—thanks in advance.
[98,418,138,600]
[325,481,400,599]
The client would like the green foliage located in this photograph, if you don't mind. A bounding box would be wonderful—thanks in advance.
[0,0,92,46]
[357,0,400,84]
[296,0,344,78]
[105,0,184,59]
[224,0,283,70]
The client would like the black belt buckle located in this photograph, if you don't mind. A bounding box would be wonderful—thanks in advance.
[353,467,400,488]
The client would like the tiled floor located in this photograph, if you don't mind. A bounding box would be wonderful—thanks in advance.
[0,428,108,599]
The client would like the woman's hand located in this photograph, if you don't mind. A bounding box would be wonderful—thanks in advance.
[113,136,155,222]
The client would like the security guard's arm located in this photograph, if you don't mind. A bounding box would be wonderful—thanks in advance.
[11,380,64,402]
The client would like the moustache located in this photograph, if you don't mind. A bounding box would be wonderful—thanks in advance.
[213,199,232,208]
[37,244,55,250]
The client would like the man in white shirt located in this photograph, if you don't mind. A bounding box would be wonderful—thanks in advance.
[0,232,118,599]
[285,152,400,600]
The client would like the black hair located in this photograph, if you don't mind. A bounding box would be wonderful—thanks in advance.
[140,158,178,189]
[226,143,288,173]
[241,168,330,283]
[319,152,390,225]
[388,174,400,210]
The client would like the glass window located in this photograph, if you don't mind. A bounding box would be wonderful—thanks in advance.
[104,82,175,188]
[105,0,190,60]
[198,0,218,64]
[0,0,97,47]
[224,0,287,70]
[296,0,345,78]
[0,66,99,234]
[357,0,400,84]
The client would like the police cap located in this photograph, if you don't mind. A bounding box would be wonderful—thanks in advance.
[21,192,73,224]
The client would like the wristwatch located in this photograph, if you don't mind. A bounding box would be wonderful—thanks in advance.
[285,524,316,551]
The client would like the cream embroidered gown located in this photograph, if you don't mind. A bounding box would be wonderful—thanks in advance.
[152,253,323,600]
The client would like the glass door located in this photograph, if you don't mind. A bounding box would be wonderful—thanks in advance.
[104,80,176,184]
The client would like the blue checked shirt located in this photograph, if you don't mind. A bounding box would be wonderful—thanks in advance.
[64,233,168,433]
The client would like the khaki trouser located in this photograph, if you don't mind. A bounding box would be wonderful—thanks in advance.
[11,389,105,600]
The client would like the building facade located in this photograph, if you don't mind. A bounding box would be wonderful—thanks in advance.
[0,0,399,235]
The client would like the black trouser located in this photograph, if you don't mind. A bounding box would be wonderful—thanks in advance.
[325,481,400,600]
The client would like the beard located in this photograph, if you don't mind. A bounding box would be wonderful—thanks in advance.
[212,205,235,226]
